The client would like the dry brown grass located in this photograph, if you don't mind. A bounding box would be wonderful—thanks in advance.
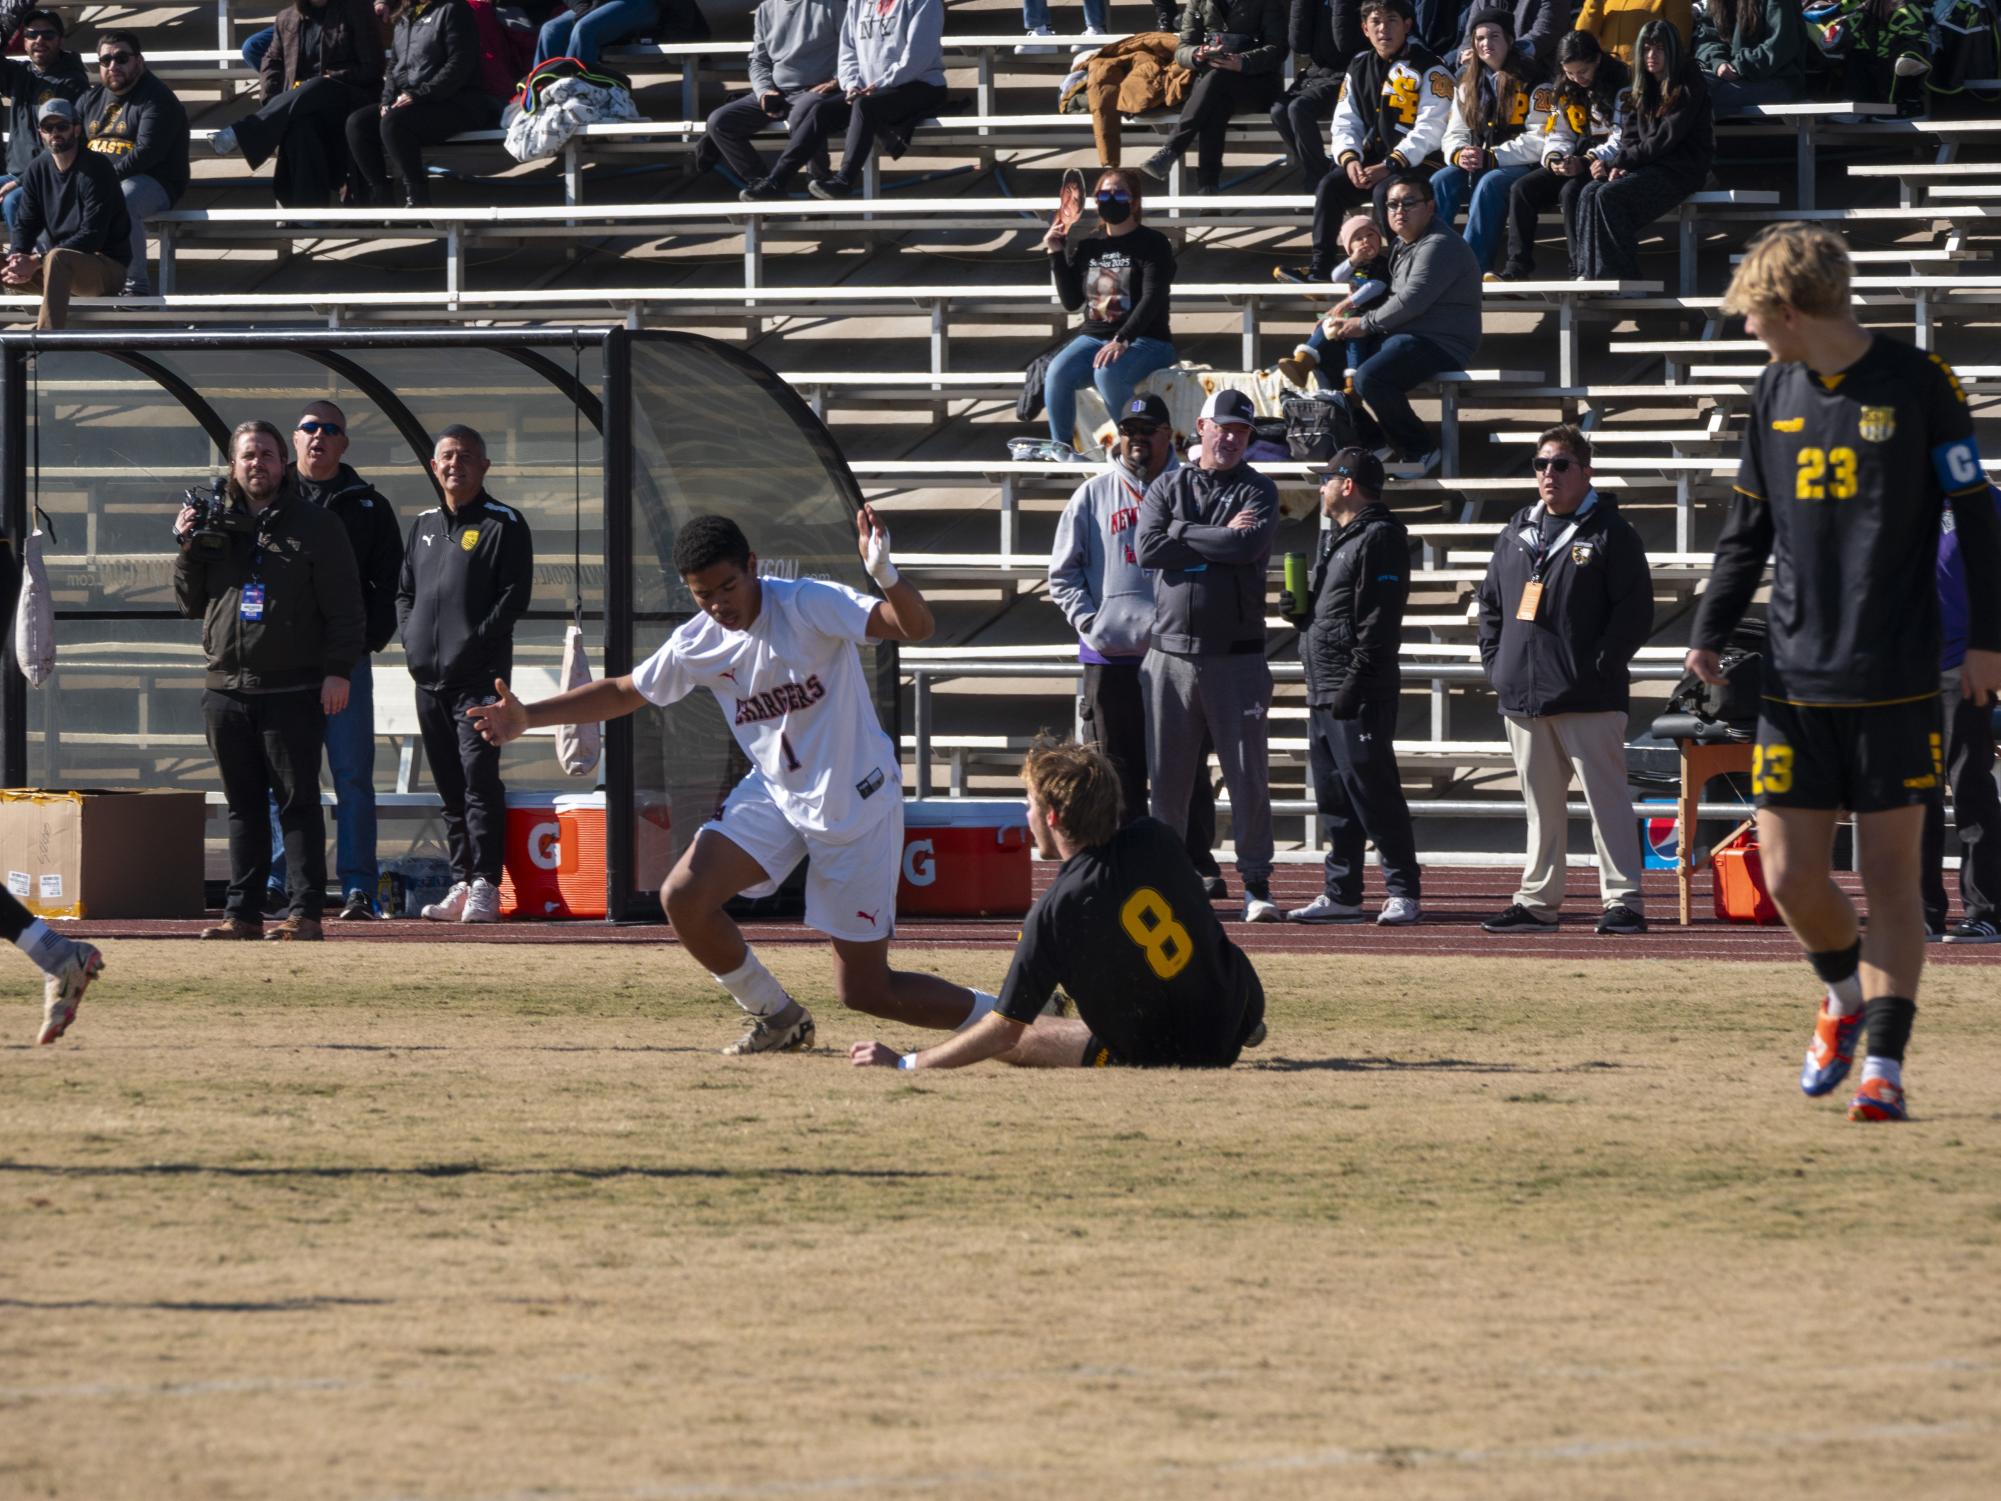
[3,941,2000,1500]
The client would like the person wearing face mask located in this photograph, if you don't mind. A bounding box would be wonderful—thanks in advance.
[1048,394,1230,900]
[1039,168,1178,452]
[0,9,89,240]
[1136,389,1284,925]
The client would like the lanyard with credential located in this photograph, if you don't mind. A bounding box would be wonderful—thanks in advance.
[1515,495,1594,623]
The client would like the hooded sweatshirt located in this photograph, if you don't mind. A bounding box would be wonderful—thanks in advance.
[750,0,847,95]
[1049,449,1182,661]
[0,47,89,177]
[838,0,945,92]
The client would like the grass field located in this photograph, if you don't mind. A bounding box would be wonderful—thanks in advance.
[4,940,2000,1499]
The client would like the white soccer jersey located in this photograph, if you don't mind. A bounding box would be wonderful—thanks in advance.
[631,575,898,840]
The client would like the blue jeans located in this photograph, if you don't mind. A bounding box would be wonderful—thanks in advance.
[0,175,23,240]
[242,25,274,71]
[1431,161,1535,273]
[1304,323,1381,388]
[1023,0,1109,27]
[1044,333,1177,446]
[118,173,173,293]
[267,658,379,903]
[535,0,661,68]
[1352,332,1458,458]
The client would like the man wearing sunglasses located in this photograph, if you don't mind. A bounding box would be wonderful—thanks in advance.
[1,98,131,328]
[0,9,89,241]
[1476,425,1654,935]
[79,30,189,298]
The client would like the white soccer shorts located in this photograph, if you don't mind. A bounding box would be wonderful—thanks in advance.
[699,774,903,943]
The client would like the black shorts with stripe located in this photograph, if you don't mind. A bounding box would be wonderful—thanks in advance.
[1753,696,1943,815]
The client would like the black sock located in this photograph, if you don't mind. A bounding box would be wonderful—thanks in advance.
[1863,996,1917,1062]
[1807,941,1861,987]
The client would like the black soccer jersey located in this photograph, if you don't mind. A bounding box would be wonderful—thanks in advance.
[1693,336,1992,706]
[995,818,1262,1067]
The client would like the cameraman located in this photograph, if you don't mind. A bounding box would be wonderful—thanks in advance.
[175,420,365,942]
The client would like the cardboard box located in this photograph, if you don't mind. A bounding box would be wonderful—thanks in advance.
[0,789,208,918]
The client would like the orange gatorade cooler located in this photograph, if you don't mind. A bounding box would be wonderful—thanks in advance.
[897,800,1031,917]
[499,791,609,919]
[1711,828,1781,925]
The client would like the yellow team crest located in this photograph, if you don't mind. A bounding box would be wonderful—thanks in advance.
[1858,406,1896,443]
[460,529,479,552]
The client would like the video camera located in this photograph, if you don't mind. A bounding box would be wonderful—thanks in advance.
[177,476,257,559]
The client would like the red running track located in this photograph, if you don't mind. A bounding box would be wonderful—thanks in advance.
[65,866,2001,967]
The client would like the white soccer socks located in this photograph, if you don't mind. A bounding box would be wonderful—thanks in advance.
[714,949,794,1017]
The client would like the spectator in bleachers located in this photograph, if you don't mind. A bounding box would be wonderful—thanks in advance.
[210,0,387,207]
[802,0,945,198]
[1279,446,1423,925]
[703,0,845,201]
[1325,173,1481,469]
[78,32,187,298]
[1573,0,1691,63]
[1430,8,1577,274]
[1136,388,1284,924]
[1486,0,1574,61]
[1132,0,1287,193]
[243,26,278,71]
[1818,0,1934,114]
[533,1,663,69]
[1692,0,1808,110]
[1571,17,1712,279]
[1274,0,1451,284]
[1497,28,1627,278]
[0,10,87,241]
[1039,168,1177,451]
[1016,0,1109,55]
[1475,424,1653,935]
[1,98,128,328]
[1048,392,1229,898]
[346,0,503,208]
[1921,485,2001,944]
[1269,0,1365,193]
[1276,211,1389,389]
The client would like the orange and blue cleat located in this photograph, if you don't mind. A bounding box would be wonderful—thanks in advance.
[1801,999,1864,1097]
[1847,1077,1909,1122]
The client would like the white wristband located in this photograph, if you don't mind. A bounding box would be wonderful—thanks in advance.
[896,1052,919,1070]
[867,554,900,590]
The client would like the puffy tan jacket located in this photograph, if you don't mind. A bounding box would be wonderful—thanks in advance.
[1440,64,1579,166]
[1061,33,1192,167]
[1330,41,1454,170]
[1574,0,1693,65]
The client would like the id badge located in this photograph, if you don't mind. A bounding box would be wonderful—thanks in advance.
[1515,579,1543,623]
[240,583,266,621]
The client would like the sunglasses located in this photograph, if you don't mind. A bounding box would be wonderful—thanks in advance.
[1118,421,1164,436]
[98,51,136,66]
[1095,192,1131,204]
[1532,456,1575,473]
[24,28,60,40]
[296,420,344,436]
[37,118,73,132]
[1385,198,1424,212]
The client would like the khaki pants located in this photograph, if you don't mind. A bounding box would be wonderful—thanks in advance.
[24,248,124,329]
[1503,710,1645,914]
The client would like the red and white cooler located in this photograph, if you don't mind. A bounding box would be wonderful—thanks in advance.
[897,800,1031,918]
[498,791,609,919]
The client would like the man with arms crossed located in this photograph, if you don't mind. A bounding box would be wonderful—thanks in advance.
[471,510,1001,1055]
[851,740,1266,1071]
[1688,222,2001,1123]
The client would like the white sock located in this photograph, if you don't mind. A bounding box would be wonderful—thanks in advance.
[714,950,794,1017]
[14,919,72,975]
[955,988,1000,1032]
[1861,1056,1902,1088]
[1825,973,1865,1018]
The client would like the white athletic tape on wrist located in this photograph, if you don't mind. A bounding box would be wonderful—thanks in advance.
[897,1052,919,1070]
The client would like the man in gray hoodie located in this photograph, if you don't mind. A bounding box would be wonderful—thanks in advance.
[1327,171,1482,469]
[798,0,946,198]
[1049,394,1228,899]
[1136,388,1284,923]
[701,0,847,200]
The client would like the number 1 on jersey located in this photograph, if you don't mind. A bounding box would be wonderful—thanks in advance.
[780,733,802,772]
[1120,887,1192,980]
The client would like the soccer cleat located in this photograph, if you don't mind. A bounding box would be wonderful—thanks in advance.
[421,881,471,922]
[38,941,102,1045]
[461,878,501,924]
[1596,903,1647,935]
[1800,1000,1864,1097]
[1287,893,1363,923]
[1944,916,2001,944]
[1481,904,1557,934]
[1377,896,1421,926]
[722,1004,816,1056]
[1847,1077,1909,1122]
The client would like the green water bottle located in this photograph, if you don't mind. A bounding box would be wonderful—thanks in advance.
[1282,551,1307,612]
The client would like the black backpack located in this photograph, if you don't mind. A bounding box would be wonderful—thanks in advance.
[1282,390,1360,464]
[1667,618,1765,730]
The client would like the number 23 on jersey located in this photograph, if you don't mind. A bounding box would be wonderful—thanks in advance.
[1795,447,1857,501]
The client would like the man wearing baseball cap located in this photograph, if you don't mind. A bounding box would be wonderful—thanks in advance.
[1048,394,1229,899]
[0,9,89,241]
[1,96,131,328]
[1279,445,1422,924]
[1135,388,1285,923]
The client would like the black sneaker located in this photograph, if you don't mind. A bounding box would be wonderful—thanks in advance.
[1132,149,1173,183]
[1595,903,1647,935]
[807,176,850,200]
[1482,904,1558,934]
[1944,915,2001,944]
[339,889,378,922]
[1201,875,1229,901]
[262,884,288,916]
[739,177,785,202]
[1495,262,1533,282]
[1273,263,1327,284]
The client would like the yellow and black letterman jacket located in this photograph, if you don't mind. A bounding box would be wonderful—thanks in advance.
[1328,40,1455,173]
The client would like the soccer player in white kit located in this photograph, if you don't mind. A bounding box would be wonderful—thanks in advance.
[469,509,999,1054]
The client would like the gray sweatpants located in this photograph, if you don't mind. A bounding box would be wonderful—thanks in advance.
[1142,649,1275,888]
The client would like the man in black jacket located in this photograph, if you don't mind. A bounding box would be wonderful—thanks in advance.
[1279,446,1422,923]
[1476,424,1653,934]
[0,9,89,240]
[1271,0,1364,193]
[1,98,130,328]
[79,31,189,297]
[175,420,366,942]
[398,425,533,924]
[1135,0,1288,194]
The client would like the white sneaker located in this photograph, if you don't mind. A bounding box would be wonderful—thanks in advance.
[1377,896,1421,926]
[1287,893,1363,923]
[1243,893,1284,923]
[38,941,102,1045]
[1083,25,1108,38]
[722,1002,816,1056]
[460,877,500,924]
[1015,27,1058,54]
[420,881,470,921]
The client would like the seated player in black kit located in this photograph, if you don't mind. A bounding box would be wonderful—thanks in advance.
[1687,222,2001,1124]
[849,740,1266,1071]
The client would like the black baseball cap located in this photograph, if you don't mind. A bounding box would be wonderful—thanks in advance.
[20,9,65,35]
[1318,445,1385,494]
[1118,394,1171,430]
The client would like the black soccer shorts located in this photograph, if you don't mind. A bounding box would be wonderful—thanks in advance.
[1752,696,1943,814]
